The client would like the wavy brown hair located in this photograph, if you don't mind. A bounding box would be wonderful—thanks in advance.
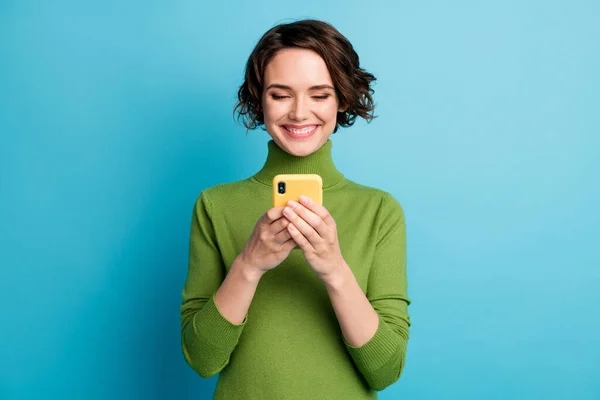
[233,19,377,134]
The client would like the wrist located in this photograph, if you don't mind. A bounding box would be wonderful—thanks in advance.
[322,260,350,291]
[233,255,264,284]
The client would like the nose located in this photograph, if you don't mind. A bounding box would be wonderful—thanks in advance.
[289,96,308,121]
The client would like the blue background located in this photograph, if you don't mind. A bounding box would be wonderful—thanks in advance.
[1,1,598,399]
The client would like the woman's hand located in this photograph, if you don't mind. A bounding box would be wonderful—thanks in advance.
[283,195,345,282]
[238,206,298,279]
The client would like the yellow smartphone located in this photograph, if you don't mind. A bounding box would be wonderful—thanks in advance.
[273,174,323,208]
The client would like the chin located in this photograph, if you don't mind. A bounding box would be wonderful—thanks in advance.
[271,127,331,156]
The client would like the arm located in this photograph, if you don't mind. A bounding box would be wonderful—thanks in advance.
[180,191,262,378]
[324,192,411,391]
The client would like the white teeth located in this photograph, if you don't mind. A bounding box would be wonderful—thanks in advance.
[286,126,317,134]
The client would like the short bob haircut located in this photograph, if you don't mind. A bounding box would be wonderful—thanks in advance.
[234,19,376,134]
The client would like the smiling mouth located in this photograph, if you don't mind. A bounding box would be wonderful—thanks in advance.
[281,125,319,136]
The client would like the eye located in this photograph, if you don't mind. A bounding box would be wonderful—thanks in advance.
[271,94,289,100]
[312,95,330,100]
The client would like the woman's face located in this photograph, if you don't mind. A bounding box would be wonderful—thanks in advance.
[262,48,345,157]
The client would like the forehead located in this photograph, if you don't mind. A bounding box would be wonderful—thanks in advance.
[264,48,333,87]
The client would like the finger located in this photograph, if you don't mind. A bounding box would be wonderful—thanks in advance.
[286,222,312,251]
[282,237,298,251]
[298,195,335,228]
[286,200,327,238]
[274,228,293,245]
[264,207,286,224]
[272,216,291,234]
[284,207,318,248]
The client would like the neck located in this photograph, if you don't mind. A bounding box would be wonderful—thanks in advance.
[252,139,345,188]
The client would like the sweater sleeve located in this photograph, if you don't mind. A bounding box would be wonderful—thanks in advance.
[343,192,411,391]
[180,191,247,378]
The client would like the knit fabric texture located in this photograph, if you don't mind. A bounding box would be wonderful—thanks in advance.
[180,138,411,399]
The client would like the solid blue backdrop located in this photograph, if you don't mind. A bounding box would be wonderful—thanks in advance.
[1,1,598,399]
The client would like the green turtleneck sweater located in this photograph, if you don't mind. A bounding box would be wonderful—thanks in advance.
[180,139,411,399]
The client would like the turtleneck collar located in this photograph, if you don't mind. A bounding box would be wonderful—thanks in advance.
[252,139,345,189]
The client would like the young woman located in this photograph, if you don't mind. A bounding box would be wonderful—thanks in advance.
[180,19,410,399]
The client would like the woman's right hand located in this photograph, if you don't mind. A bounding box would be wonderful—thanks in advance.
[238,206,297,278]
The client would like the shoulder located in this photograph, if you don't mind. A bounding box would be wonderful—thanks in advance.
[192,178,255,212]
[342,179,405,216]
[201,178,252,197]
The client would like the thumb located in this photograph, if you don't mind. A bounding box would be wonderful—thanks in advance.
[283,239,297,252]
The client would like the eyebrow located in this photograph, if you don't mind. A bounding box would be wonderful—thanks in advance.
[265,84,335,91]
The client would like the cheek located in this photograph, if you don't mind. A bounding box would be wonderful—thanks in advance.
[315,101,340,123]
[263,100,289,123]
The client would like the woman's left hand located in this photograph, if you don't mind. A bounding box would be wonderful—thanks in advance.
[283,195,345,282]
